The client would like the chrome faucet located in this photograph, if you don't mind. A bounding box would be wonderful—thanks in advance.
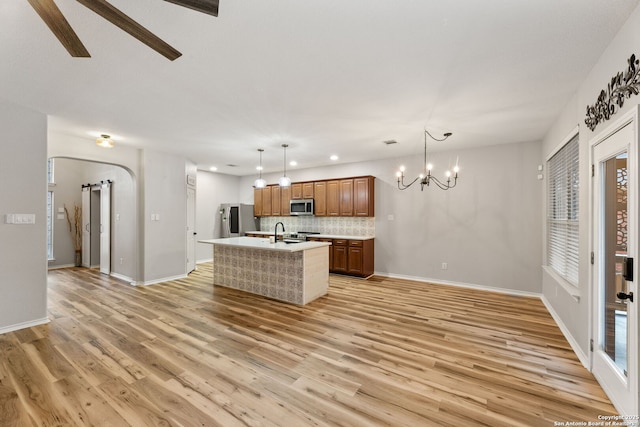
[274,221,285,242]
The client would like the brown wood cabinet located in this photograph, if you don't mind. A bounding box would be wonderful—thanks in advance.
[254,176,375,217]
[347,239,374,277]
[340,179,353,216]
[354,176,375,217]
[253,188,263,217]
[307,237,374,277]
[302,182,314,199]
[314,181,327,216]
[326,180,340,216]
[262,186,272,216]
[281,186,291,216]
[332,239,348,273]
[271,186,281,216]
[291,183,303,199]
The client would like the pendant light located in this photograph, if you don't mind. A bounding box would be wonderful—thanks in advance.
[253,148,267,188]
[278,144,291,187]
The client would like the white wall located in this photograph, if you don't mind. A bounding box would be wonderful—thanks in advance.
[541,4,640,360]
[238,139,543,294]
[0,100,48,332]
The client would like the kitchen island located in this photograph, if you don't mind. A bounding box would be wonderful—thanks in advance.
[199,237,331,305]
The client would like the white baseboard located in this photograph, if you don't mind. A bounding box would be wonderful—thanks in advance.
[133,273,188,286]
[110,272,135,286]
[540,295,590,369]
[0,317,49,335]
[197,258,213,264]
[47,263,75,270]
[373,271,542,298]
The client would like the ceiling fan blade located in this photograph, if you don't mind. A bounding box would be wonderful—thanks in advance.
[27,0,91,57]
[75,0,182,61]
[163,0,219,17]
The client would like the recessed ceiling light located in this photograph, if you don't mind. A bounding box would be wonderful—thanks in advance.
[330,155,339,161]
[289,161,297,166]
[210,166,218,171]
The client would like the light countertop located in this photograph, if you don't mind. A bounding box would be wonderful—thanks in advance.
[199,237,331,252]
[245,231,375,241]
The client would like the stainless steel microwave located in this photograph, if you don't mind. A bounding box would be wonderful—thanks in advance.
[290,199,314,216]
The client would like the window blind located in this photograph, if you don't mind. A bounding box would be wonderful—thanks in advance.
[547,134,579,286]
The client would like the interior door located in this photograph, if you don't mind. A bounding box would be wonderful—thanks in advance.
[100,183,111,274]
[592,120,637,415]
[186,187,196,273]
[81,187,91,267]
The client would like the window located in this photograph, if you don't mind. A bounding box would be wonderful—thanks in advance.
[547,133,579,286]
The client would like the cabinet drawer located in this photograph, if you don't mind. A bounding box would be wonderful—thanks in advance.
[333,239,348,246]
[349,240,363,247]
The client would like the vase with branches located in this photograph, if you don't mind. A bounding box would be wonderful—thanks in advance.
[64,204,82,266]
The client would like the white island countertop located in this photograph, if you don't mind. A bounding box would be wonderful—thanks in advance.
[199,237,331,252]
[244,231,375,240]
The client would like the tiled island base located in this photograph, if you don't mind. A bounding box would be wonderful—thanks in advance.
[213,244,329,305]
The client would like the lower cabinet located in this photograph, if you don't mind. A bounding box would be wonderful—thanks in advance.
[332,239,348,273]
[309,237,374,278]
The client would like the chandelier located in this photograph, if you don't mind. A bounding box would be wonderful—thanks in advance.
[396,129,459,191]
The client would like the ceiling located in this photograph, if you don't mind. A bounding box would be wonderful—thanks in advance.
[1,0,638,176]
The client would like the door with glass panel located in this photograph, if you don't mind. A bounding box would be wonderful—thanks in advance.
[592,120,637,415]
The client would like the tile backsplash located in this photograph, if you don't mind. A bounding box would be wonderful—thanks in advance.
[260,216,375,236]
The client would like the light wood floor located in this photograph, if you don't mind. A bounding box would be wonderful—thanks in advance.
[0,264,615,426]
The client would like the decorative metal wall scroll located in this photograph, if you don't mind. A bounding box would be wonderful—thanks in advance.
[585,54,640,131]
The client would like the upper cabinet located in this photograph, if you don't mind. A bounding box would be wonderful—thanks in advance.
[271,186,281,216]
[314,181,327,216]
[354,176,375,217]
[326,180,340,216]
[291,183,303,200]
[262,186,272,216]
[302,182,314,199]
[339,179,353,216]
[253,175,375,217]
[281,186,291,216]
[253,188,263,217]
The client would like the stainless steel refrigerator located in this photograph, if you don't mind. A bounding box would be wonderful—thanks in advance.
[219,203,258,237]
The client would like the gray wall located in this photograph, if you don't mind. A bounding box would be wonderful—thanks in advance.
[195,170,241,262]
[541,3,640,361]
[48,158,84,267]
[0,100,48,332]
[48,133,191,285]
[142,150,188,283]
[49,158,137,281]
[237,139,543,294]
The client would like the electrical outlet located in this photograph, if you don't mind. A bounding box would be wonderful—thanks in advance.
[120,258,124,265]
[441,262,448,270]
